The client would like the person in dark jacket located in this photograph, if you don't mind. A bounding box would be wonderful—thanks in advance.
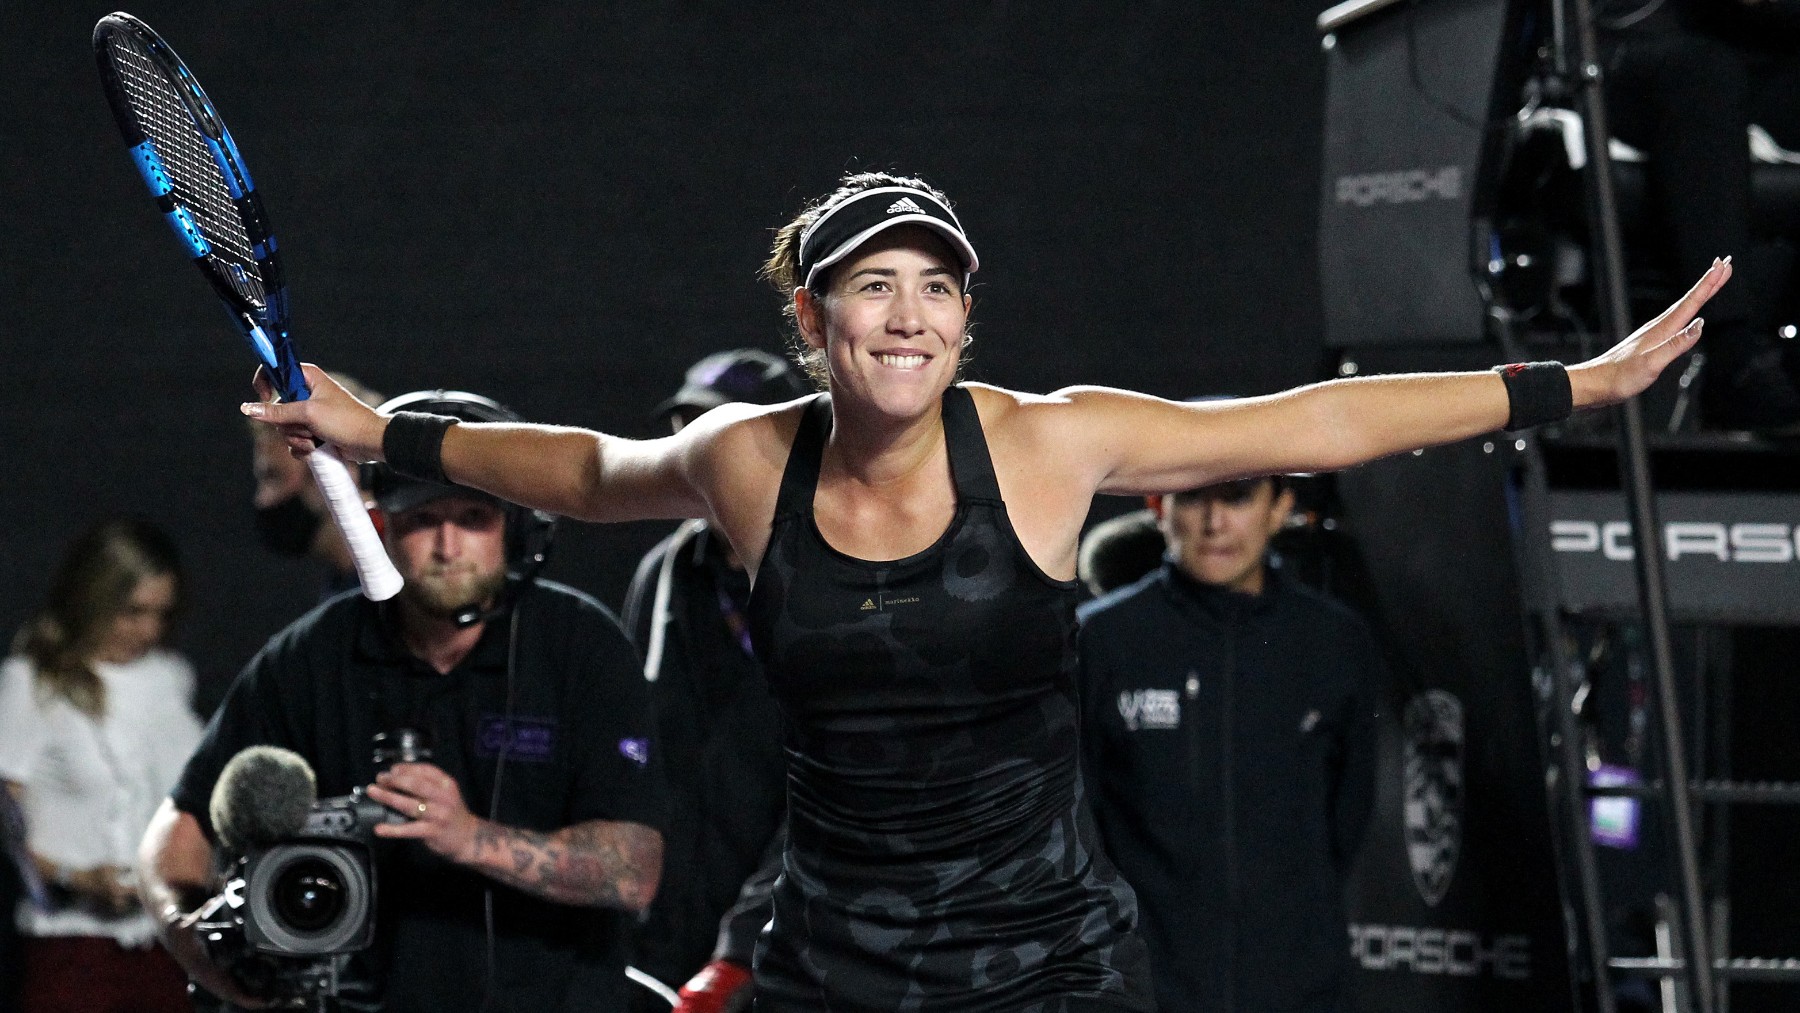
[1078,475,1381,1013]
[621,349,807,1012]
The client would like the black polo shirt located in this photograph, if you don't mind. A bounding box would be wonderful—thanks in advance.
[172,579,665,1013]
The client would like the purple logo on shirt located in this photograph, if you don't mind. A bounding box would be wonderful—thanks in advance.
[476,716,556,762]
[618,738,650,766]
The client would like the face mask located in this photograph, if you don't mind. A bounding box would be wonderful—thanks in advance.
[254,495,323,558]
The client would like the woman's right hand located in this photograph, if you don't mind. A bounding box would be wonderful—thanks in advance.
[244,363,388,463]
[55,863,139,915]
[94,865,139,915]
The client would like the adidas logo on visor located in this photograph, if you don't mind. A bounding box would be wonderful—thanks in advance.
[886,197,925,215]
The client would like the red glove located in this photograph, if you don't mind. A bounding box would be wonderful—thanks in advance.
[673,960,753,1013]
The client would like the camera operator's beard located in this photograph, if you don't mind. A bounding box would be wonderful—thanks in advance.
[403,561,507,619]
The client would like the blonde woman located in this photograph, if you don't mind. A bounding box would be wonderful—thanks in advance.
[0,518,203,1013]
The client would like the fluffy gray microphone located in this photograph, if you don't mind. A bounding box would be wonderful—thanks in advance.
[209,746,317,854]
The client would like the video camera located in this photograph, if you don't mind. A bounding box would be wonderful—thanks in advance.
[233,790,391,956]
[196,733,427,1009]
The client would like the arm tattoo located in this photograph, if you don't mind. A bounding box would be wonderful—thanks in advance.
[466,819,663,911]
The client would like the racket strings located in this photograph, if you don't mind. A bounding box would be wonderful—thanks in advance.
[107,34,264,305]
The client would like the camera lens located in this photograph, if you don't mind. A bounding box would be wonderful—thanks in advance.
[271,857,346,933]
[245,841,372,955]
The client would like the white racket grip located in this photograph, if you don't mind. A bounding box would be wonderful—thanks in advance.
[306,446,403,600]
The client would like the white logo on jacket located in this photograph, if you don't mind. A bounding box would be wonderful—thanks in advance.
[1117,689,1181,731]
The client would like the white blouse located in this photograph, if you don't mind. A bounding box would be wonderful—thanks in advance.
[0,648,204,945]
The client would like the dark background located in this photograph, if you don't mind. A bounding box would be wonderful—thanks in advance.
[2,5,1618,1012]
[1,3,1330,698]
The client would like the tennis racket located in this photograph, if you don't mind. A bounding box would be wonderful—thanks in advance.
[94,12,402,601]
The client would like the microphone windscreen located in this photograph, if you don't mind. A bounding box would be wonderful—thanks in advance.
[209,745,317,854]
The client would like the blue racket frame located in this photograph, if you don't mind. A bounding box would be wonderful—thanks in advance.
[94,12,404,602]
[95,12,308,403]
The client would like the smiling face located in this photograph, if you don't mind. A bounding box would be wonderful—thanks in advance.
[794,225,971,421]
[1155,479,1294,596]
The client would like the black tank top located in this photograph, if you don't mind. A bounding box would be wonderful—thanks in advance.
[747,387,1155,1012]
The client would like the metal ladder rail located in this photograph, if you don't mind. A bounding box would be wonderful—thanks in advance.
[1556,0,1717,1005]
[1496,301,1619,1013]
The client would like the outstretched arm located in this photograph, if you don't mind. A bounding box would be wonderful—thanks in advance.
[1063,259,1727,495]
[241,366,713,525]
[366,762,663,911]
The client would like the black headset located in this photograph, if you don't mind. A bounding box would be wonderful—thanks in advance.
[361,390,557,628]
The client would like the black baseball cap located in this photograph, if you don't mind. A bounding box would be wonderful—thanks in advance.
[373,479,502,517]
[654,349,811,422]
[367,390,515,516]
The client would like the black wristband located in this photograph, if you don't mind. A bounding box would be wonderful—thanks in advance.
[381,411,459,484]
[1493,361,1573,432]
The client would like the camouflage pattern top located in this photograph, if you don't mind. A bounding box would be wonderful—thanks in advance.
[746,387,1156,1012]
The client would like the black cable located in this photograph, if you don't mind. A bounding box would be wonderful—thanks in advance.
[478,603,521,1013]
[1596,0,1667,31]
[1402,0,1550,141]
[1403,0,1493,133]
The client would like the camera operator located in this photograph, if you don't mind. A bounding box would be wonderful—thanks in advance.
[137,391,667,1012]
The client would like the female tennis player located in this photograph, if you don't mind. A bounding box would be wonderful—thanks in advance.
[248,172,1725,1011]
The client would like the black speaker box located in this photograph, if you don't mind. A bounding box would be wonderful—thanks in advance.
[1319,0,1512,347]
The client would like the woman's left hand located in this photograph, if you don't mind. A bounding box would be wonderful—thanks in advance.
[367,762,480,862]
[1568,257,1731,410]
